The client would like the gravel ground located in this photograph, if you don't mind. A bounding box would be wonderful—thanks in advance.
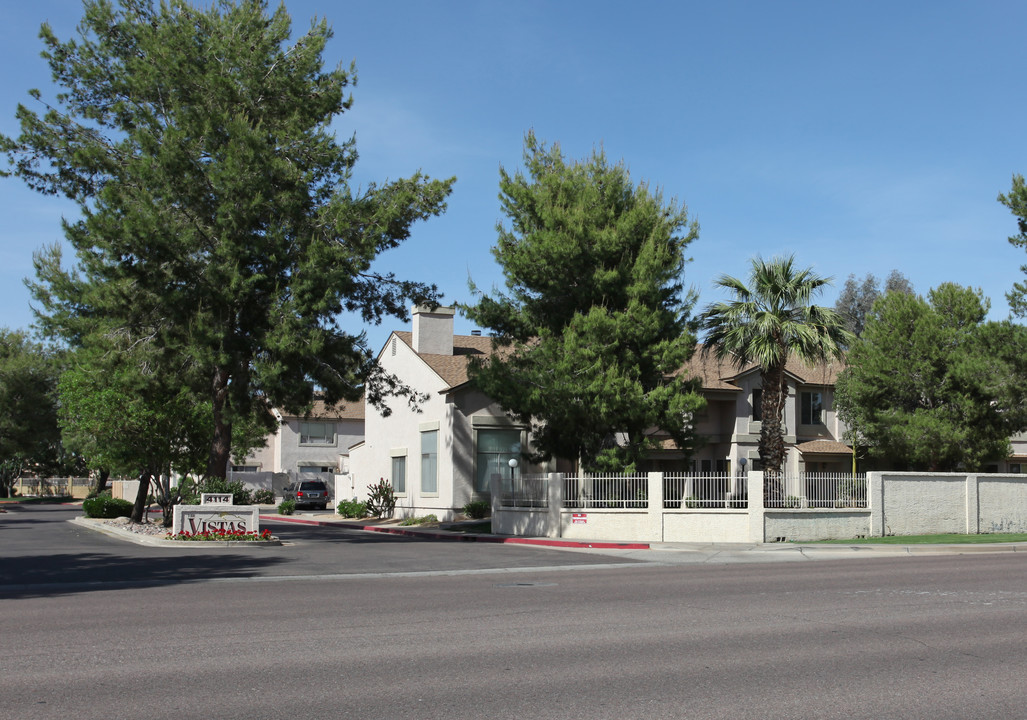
[101,517,172,537]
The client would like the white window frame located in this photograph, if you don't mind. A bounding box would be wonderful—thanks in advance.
[299,421,335,446]
[390,449,408,496]
[420,430,438,496]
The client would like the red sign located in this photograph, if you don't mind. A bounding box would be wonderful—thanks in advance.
[572,513,587,524]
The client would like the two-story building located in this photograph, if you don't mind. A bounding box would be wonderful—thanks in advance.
[348,305,1026,519]
[644,352,852,476]
[230,398,364,498]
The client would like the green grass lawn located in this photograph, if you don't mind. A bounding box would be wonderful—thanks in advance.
[809,533,1027,544]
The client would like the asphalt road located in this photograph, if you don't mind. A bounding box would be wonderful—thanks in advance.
[3,504,1027,720]
[0,505,632,592]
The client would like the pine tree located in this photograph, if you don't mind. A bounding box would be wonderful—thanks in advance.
[464,133,705,472]
[835,284,1027,471]
[2,1,454,478]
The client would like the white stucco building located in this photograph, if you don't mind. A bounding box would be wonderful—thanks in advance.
[348,306,542,520]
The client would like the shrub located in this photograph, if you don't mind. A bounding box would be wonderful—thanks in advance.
[684,496,701,509]
[277,499,296,515]
[181,477,253,506]
[399,514,439,526]
[365,478,396,519]
[337,498,367,518]
[253,488,276,504]
[462,500,490,519]
[82,496,134,519]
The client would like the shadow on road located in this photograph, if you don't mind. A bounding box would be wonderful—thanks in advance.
[0,550,286,599]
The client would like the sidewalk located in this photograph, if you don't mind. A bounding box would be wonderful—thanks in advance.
[260,513,650,549]
[262,513,1027,560]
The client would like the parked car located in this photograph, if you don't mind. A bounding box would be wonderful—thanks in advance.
[283,479,331,510]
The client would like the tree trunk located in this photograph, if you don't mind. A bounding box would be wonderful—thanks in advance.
[207,366,232,480]
[759,363,788,504]
[130,470,153,523]
[91,468,110,497]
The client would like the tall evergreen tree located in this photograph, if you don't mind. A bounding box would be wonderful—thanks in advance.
[1000,174,1027,318]
[835,284,1027,471]
[463,133,705,472]
[699,256,851,478]
[2,0,454,478]
[834,270,913,338]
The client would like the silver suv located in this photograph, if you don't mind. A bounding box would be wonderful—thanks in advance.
[283,480,330,510]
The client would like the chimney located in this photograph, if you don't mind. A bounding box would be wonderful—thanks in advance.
[412,305,455,355]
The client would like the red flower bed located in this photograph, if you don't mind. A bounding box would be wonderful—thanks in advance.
[167,528,275,542]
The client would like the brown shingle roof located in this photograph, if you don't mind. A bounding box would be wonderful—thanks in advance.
[280,397,364,420]
[685,348,846,389]
[795,440,853,455]
[393,332,845,394]
[394,331,493,389]
[678,353,743,391]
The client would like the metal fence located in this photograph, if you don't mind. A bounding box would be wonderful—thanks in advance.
[774,473,867,508]
[495,471,866,511]
[663,473,746,509]
[561,474,648,509]
[498,474,549,508]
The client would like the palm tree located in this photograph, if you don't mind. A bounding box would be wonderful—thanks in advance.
[699,256,852,483]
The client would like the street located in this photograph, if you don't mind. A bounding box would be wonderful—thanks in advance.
[3,504,1027,719]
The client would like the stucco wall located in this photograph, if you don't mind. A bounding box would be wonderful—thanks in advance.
[879,474,967,535]
[494,471,1027,543]
[763,510,870,542]
[275,417,362,474]
[355,335,458,519]
[978,475,1027,533]
[663,511,751,543]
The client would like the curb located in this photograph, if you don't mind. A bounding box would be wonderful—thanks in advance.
[792,542,1027,554]
[69,516,282,547]
[260,515,651,550]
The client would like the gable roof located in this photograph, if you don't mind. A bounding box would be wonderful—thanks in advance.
[393,331,492,389]
[678,349,846,391]
[279,397,364,421]
[393,331,845,394]
[795,440,853,456]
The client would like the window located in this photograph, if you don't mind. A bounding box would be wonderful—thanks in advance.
[300,421,334,445]
[299,466,332,473]
[800,392,823,425]
[421,430,438,494]
[475,429,521,493]
[752,389,762,422]
[392,455,407,494]
[1011,464,1022,474]
[231,465,258,472]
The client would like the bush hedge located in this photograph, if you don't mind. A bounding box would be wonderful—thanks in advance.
[337,499,367,518]
[82,496,134,519]
[462,500,490,519]
[253,488,276,504]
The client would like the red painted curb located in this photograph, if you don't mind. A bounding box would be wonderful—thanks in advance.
[260,514,650,550]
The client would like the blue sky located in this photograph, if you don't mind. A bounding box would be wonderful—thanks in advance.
[2,0,1026,353]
